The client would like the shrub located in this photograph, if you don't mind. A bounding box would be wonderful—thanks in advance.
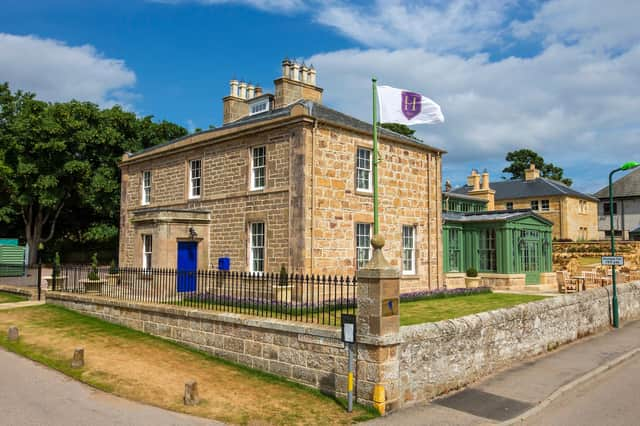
[466,267,478,277]
[53,252,61,278]
[279,264,288,286]
[400,286,491,303]
[109,259,118,275]
[88,253,100,281]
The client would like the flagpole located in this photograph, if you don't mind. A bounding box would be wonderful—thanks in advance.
[372,77,379,236]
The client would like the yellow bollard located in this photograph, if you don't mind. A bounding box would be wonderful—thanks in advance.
[373,384,385,416]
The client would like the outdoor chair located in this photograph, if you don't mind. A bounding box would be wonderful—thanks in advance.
[557,271,579,294]
[581,271,600,289]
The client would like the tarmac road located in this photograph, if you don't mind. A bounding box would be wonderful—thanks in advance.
[0,348,219,426]
[524,352,640,426]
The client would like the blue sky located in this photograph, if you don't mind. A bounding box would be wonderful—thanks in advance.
[2,0,640,193]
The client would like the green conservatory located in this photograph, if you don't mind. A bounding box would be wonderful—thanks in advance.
[443,192,554,287]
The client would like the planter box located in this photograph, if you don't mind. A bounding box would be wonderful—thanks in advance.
[106,273,120,286]
[465,277,480,288]
[79,279,106,295]
[44,276,67,291]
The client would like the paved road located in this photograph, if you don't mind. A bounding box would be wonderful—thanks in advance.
[0,348,219,426]
[524,352,640,426]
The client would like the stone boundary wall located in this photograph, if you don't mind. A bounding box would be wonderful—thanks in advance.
[399,282,640,407]
[0,285,36,300]
[46,292,352,398]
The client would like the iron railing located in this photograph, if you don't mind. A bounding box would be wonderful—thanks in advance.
[54,265,357,326]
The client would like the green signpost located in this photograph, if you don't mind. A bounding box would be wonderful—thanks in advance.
[608,161,640,328]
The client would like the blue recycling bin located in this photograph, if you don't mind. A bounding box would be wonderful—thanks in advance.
[218,257,230,271]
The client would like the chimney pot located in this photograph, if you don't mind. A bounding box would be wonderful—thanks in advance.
[238,82,247,99]
[291,62,301,81]
[230,80,239,97]
[247,84,255,99]
[481,171,490,190]
[254,86,263,97]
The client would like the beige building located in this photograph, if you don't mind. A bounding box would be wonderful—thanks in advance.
[118,60,445,293]
[451,165,598,241]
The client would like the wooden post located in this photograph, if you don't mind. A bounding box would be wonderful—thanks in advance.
[184,380,200,405]
[7,326,19,342]
[71,348,84,368]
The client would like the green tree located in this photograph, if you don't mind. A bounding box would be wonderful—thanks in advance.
[502,149,572,186]
[0,83,187,264]
[380,123,416,137]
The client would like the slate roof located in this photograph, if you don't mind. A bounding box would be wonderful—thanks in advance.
[127,100,445,159]
[450,177,598,202]
[593,167,640,199]
[443,209,553,225]
[630,225,640,235]
[442,191,487,202]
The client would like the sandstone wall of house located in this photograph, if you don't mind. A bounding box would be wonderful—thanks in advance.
[494,196,598,241]
[305,124,443,292]
[119,126,296,272]
[399,282,640,406]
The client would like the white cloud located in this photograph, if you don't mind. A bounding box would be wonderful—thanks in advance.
[308,42,640,174]
[0,33,136,107]
[316,0,516,53]
[151,0,307,13]
[512,0,640,52]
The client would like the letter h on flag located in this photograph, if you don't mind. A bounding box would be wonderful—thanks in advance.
[377,85,444,125]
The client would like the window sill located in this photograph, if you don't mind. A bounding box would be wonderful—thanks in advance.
[250,187,265,192]
[401,274,420,280]
[355,189,373,197]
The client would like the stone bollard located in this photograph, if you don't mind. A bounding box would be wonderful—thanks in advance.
[71,348,85,368]
[7,326,19,342]
[184,380,200,406]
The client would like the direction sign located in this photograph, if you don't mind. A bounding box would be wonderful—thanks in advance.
[601,256,624,266]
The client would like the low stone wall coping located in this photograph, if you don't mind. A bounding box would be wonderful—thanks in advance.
[0,285,35,299]
[46,291,341,340]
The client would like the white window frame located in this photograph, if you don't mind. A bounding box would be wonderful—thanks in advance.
[188,159,202,199]
[356,147,373,192]
[531,200,539,211]
[356,223,372,269]
[142,171,151,205]
[249,99,269,116]
[402,225,416,275]
[251,146,266,190]
[541,199,550,211]
[249,222,265,273]
[142,234,152,270]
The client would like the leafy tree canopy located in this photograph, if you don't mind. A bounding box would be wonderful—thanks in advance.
[502,149,572,186]
[380,123,416,137]
[0,82,187,263]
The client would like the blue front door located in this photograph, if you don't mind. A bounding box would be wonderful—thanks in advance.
[177,242,198,292]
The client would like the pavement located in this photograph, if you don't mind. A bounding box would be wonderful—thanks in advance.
[369,319,640,425]
[0,347,220,426]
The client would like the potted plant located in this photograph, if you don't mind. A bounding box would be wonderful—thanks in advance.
[44,252,67,291]
[80,253,106,294]
[106,259,120,286]
[465,267,480,288]
[272,264,293,303]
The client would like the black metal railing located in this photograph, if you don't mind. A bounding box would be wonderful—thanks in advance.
[54,265,357,327]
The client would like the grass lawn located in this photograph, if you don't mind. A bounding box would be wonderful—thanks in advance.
[400,292,548,326]
[577,256,601,266]
[0,291,27,304]
[0,305,376,425]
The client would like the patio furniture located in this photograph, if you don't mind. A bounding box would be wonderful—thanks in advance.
[557,271,579,294]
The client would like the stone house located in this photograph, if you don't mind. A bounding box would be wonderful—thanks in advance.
[593,167,640,240]
[450,165,599,241]
[118,60,445,293]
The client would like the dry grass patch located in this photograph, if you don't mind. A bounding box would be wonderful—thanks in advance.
[0,305,375,425]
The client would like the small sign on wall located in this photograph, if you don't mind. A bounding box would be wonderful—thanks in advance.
[382,298,399,317]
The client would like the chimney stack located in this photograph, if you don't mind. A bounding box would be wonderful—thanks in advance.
[481,169,490,190]
[254,86,263,97]
[274,58,323,108]
[467,169,480,191]
[468,168,496,210]
[525,164,541,181]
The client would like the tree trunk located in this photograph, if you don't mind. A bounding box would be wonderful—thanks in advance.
[26,224,42,266]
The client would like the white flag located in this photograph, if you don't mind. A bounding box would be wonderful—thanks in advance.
[377,85,444,125]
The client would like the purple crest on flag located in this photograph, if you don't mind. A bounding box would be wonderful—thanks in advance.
[401,91,421,120]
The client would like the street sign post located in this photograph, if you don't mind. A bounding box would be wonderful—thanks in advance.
[341,314,356,413]
[602,256,624,266]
